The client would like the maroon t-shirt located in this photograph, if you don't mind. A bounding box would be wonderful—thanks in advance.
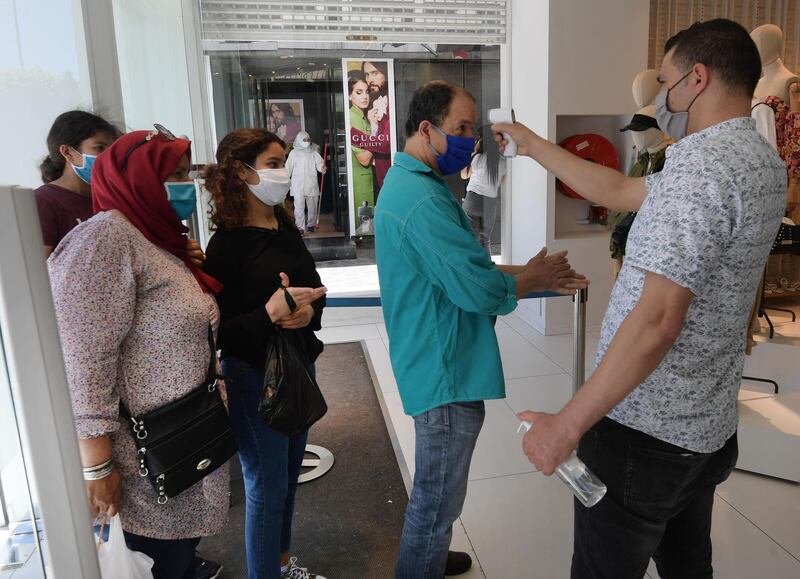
[35,183,94,247]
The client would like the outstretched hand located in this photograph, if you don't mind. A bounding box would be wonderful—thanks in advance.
[525,248,589,295]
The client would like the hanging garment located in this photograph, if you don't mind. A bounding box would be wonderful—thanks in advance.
[608,145,668,262]
[764,95,800,178]
[752,98,778,151]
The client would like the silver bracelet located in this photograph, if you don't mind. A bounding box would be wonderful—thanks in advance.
[83,459,114,481]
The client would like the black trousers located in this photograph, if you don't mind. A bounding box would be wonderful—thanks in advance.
[124,532,200,579]
[571,417,738,579]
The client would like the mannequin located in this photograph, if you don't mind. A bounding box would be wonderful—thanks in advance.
[611,105,671,276]
[751,24,800,226]
[286,131,326,234]
[631,69,661,108]
[749,24,800,339]
[752,24,799,101]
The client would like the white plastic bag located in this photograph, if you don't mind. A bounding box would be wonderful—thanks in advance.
[97,515,154,579]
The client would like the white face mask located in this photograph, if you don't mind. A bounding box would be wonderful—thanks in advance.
[246,165,290,206]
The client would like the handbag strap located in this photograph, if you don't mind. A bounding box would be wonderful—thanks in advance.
[120,324,219,420]
[205,324,221,383]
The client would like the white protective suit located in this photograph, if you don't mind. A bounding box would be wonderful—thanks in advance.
[286,131,325,231]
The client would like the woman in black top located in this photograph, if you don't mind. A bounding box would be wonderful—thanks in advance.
[203,128,327,579]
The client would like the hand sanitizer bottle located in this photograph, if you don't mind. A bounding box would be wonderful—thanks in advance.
[518,421,607,508]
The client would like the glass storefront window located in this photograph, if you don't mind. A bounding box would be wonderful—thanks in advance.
[204,42,503,265]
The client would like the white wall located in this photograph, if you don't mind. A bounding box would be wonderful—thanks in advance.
[508,0,649,334]
[507,0,551,331]
[112,0,195,140]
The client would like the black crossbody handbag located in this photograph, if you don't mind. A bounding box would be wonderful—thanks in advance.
[120,326,236,504]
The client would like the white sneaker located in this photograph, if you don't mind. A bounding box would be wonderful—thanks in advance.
[282,556,327,579]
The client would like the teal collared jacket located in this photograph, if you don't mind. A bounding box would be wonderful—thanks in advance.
[375,152,518,416]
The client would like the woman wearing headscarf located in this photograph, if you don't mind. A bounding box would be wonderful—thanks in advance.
[286,131,326,233]
[47,127,228,579]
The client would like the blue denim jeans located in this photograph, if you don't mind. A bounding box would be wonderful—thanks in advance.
[395,401,485,579]
[223,357,309,579]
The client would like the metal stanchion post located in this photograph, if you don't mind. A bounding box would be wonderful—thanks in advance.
[572,287,588,394]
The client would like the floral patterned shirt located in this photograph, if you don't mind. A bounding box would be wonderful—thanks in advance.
[48,211,228,539]
[764,95,800,177]
[599,118,786,452]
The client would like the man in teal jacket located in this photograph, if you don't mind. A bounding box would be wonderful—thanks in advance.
[375,80,587,578]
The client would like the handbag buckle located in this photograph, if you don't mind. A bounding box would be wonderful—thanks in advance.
[157,474,168,504]
[130,416,148,440]
[138,448,149,477]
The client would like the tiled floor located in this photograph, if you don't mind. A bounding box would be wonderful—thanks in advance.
[318,304,800,579]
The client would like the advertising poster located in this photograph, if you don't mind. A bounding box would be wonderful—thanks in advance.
[342,58,397,236]
[265,99,305,144]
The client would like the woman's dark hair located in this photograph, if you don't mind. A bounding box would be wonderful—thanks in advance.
[664,18,761,97]
[348,72,367,97]
[40,110,119,183]
[404,80,475,137]
[203,128,295,231]
[348,73,369,117]
[477,124,502,187]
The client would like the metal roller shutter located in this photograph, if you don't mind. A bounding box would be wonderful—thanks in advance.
[199,0,508,44]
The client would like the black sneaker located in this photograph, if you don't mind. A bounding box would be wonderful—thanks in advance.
[196,557,223,579]
[445,551,472,576]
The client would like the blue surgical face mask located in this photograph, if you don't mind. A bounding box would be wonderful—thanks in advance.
[164,181,197,220]
[428,125,475,175]
[69,148,97,184]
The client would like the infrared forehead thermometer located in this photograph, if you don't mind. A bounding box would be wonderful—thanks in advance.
[487,108,517,157]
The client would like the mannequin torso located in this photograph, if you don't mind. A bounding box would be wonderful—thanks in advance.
[755,59,800,101]
[752,25,800,101]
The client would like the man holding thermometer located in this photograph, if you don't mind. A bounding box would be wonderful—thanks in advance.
[494,19,786,579]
